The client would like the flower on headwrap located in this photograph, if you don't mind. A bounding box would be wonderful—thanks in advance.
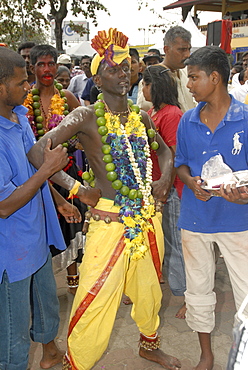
[91,28,130,75]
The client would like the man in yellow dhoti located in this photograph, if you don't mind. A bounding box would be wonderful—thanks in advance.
[28,28,181,370]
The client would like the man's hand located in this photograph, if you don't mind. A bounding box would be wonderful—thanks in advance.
[187,176,211,202]
[219,184,248,204]
[42,138,69,176]
[152,178,170,203]
[77,186,101,207]
[57,202,82,223]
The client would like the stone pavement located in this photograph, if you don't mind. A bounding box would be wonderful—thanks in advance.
[29,257,235,370]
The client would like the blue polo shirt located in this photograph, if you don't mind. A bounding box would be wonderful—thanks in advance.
[175,96,248,233]
[0,105,66,283]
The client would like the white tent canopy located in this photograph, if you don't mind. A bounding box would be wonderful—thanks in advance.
[66,41,95,57]
[180,13,206,51]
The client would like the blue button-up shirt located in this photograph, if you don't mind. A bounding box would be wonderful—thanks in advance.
[0,105,65,283]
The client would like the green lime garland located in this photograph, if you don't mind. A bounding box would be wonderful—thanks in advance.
[31,81,69,140]
[82,93,159,192]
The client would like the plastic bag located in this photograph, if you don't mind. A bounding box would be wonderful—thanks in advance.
[201,154,235,188]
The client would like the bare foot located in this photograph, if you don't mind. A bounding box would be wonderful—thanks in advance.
[67,286,78,295]
[40,340,64,369]
[139,347,181,369]
[123,295,132,305]
[175,302,186,319]
[193,354,214,370]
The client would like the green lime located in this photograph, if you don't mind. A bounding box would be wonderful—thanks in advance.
[37,129,44,136]
[103,154,113,163]
[97,117,106,127]
[95,108,105,118]
[64,103,69,110]
[101,135,108,144]
[55,83,63,90]
[82,171,91,181]
[34,109,41,116]
[32,88,39,95]
[90,180,95,188]
[63,96,67,102]
[36,123,43,129]
[151,141,159,150]
[106,171,118,182]
[147,128,156,138]
[62,142,68,147]
[98,126,108,136]
[129,189,137,199]
[32,95,40,102]
[137,190,143,199]
[63,110,69,116]
[33,102,40,109]
[120,185,130,196]
[102,144,111,154]
[128,98,134,107]
[112,180,123,190]
[94,101,105,110]
[60,90,65,97]
[89,168,94,176]
[105,163,115,172]
[131,104,140,114]
[36,115,44,123]
[97,92,104,100]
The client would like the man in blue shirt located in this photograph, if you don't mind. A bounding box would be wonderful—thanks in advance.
[0,47,100,369]
[175,46,248,370]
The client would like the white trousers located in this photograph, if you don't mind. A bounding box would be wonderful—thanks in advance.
[181,229,248,333]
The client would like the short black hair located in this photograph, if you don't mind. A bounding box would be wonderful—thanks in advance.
[238,69,246,83]
[232,62,243,73]
[185,46,230,86]
[81,55,92,61]
[129,48,140,62]
[30,44,58,65]
[0,47,25,84]
[143,65,180,111]
[17,41,36,53]
[242,51,248,59]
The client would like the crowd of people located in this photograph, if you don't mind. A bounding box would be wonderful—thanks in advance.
[1,24,248,370]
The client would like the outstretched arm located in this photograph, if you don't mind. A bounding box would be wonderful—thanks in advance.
[27,107,101,207]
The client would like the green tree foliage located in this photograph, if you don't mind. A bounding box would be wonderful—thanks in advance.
[0,0,109,51]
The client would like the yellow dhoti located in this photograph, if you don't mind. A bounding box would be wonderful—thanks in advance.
[65,198,164,370]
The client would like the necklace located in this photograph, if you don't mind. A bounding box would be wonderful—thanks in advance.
[200,103,208,123]
[24,81,69,141]
[84,93,159,260]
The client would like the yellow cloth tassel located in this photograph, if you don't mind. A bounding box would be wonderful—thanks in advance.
[68,180,81,199]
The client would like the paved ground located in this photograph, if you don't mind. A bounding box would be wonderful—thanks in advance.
[29,256,235,370]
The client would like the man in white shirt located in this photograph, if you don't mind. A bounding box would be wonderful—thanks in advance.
[230,68,248,103]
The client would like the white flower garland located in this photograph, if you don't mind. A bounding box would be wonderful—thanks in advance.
[120,124,153,207]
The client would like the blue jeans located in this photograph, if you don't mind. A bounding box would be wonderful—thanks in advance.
[0,254,60,370]
[162,186,186,296]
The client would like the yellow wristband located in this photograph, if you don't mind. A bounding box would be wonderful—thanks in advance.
[68,180,81,199]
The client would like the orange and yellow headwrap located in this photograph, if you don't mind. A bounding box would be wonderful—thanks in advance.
[91,28,130,75]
